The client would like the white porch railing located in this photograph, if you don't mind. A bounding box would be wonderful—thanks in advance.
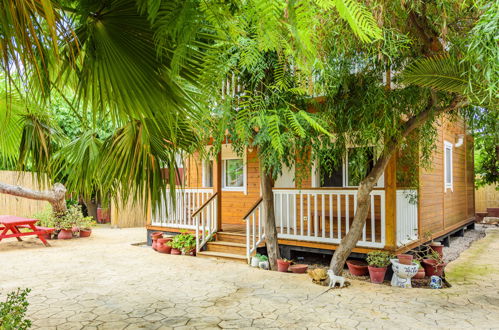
[273,189,386,248]
[396,190,418,246]
[194,193,218,253]
[244,198,265,262]
[151,188,213,228]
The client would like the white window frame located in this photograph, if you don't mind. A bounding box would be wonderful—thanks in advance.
[312,149,384,188]
[201,159,213,188]
[444,141,453,192]
[221,144,247,194]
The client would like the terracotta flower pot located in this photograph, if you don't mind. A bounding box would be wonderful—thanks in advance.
[58,229,73,240]
[151,232,163,251]
[79,229,92,238]
[346,260,369,276]
[368,266,387,284]
[156,238,172,254]
[422,259,447,277]
[429,243,444,258]
[277,259,291,272]
[289,264,308,274]
[413,267,426,279]
[171,248,181,255]
[397,254,413,265]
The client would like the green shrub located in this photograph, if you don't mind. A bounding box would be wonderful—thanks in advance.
[0,288,31,330]
[167,232,196,253]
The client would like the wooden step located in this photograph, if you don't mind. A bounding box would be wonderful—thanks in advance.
[216,232,246,244]
[197,251,247,263]
[206,241,246,255]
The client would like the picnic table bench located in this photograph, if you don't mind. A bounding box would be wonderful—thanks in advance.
[0,215,54,246]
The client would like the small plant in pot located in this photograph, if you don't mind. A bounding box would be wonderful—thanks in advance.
[77,216,96,238]
[366,251,392,284]
[251,254,262,267]
[277,258,292,272]
[55,215,74,239]
[258,255,269,270]
[167,240,182,255]
[422,250,447,277]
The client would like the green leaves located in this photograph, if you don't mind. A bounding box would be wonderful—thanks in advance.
[316,0,382,43]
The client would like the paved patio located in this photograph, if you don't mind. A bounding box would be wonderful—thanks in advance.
[1,226,498,329]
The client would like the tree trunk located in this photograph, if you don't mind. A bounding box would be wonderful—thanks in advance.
[84,197,98,220]
[0,181,67,216]
[329,95,466,275]
[260,167,280,271]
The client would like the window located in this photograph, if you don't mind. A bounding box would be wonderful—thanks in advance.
[223,159,244,190]
[202,160,213,188]
[315,147,379,187]
[444,141,453,191]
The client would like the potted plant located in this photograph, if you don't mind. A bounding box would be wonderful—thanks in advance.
[422,250,447,277]
[55,216,74,239]
[277,258,292,272]
[429,242,443,258]
[258,255,269,270]
[179,233,196,256]
[396,253,413,265]
[157,237,172,254]
[366,251,392,284]
[251,254,262,267]
[77,216,96,238]
[413,260,425,279]
[346,259,369,276]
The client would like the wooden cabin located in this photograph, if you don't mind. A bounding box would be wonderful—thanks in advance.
[146,115,475,263]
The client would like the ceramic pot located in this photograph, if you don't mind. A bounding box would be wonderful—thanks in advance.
[171,248,181,255]
[251,256,260,267]
[259,261,269,270]
[429,243,444,258]
[368,266,387,284]
[422,259,446,277]
[397,254,413,265]
[151,232,163,251]
[277,259,291,272]
[58,229,73,240]
[390,259,419,288]
[289,264,308,274]
[156,238,172,254]
[414,267,425,279]
[79,229,92,238]
[346,260,369,276]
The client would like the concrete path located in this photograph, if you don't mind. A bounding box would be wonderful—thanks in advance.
[1,226,498,329]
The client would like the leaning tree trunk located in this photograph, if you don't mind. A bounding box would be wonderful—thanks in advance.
[0,182,68,216]
[329,153,391,276]
[260,167,280,271]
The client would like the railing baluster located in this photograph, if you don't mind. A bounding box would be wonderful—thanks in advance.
[337,194,341,239]
[371,194,375,242]
[280,194,284,234]
[329,194,333,239]
[321,194,325,238]
[346,194,350,233]
[293,194,297,236]
[252,213,256,248]
[300,193,304,236]
[307,194,311,237]
[286,194,290,234]
[314,194,318,237]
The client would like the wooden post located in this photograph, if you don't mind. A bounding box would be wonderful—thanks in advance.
[216,150,223,231]
[385,154,397,250]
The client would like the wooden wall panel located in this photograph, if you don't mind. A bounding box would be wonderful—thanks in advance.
[475,184,499,212]
[419,116,474,238]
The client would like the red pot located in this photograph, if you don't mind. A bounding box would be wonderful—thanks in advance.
[171,248,181,255]
[42,231,52,240]
[429,244,444,258]
[422,259,446,277]
[80,229,92,238]
[368,266,387,284]
[414,268,426,279]
[346,260,369,276]
[289,264,308,273]
[97,208,110,223]
[58,229,73,240]
[156,239,172,254]
[151,232,163,251]
[397,254,413,265]
[277,259,291,272]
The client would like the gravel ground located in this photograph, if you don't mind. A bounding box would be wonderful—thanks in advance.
[443,224,486,263]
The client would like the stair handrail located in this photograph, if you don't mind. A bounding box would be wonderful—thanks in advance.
[193,192,218,253]
[243,197,265,263]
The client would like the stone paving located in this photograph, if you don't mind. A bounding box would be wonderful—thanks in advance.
[1,226,499,329]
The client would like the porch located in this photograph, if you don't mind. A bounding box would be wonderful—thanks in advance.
[146,187,419,262]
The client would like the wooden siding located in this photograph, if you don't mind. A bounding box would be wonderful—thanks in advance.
[419,116,474,239]
[475,184,499,213]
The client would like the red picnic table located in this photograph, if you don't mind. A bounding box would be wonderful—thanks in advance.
[0,215,54,246]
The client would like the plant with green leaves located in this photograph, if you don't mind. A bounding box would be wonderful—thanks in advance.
[0,288,31,330]
[366,251,392,268]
